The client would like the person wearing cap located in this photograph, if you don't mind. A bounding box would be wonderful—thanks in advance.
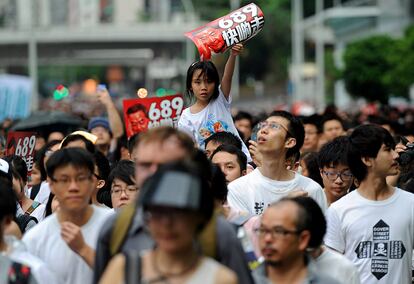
[89,86,124,163]
[100,162,237,284]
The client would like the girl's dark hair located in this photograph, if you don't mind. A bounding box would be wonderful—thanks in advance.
[0,183,17,222]
[35,140,62,181]
[186,61,220,103]
[4,155,28,184]
[94,151,111,207]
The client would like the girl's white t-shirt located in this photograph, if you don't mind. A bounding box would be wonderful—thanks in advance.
[178,88,251,160]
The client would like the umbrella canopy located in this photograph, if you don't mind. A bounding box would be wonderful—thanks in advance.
[11,111,86,135]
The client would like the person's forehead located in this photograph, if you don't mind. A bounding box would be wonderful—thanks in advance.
[206,140,220,149]
[266,116,290,126]
[212,151,238,163]
[54,164,89,176]
[135,139,186,163]
[304,124,317,131]
[324,163,349,170]
[129,110,145,117]
[324,119,342,128]
[235,118,251,126]
[262,202,297,227]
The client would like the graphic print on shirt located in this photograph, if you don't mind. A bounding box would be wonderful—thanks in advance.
[354,219,406,280]
[254,202,265,215]
[197,113,229,147]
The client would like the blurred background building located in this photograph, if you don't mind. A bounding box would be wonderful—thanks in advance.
[291,0,414,112]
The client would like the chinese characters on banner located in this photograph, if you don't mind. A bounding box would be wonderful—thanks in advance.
[6,132,36,175]
[122,94,184,138]
[185,3,265,60]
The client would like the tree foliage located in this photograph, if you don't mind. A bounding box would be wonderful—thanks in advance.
[342,25,414,103]
[342,35,395,104]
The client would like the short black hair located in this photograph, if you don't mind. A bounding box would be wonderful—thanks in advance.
[126,103,147,115]
[0,183,17,222]
[285,196,326,249]
[318,136,349,169]
[186,61,220,102]
[211,144,247,172]
[108,160,135,188]
[61,134,96,154]
[268,111,305,159]
[35,140,62,181]
[301,114,322,133]
[321,113,345,131]
[234,111,253,125]
[347,124,395,181]
[211,163,228,204]
[46,148,94,179]
[204,131,242,150]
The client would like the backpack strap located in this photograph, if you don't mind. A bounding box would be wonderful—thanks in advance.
[198,209,218,259]
[110,203,137,256]
[124,250,141,284]
[29,184,41,200]
[25,201,40,216]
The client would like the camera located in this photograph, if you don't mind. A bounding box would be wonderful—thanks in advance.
[397,143,414,166]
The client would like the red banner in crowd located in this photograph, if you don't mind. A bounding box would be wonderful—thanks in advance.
[122,94,184,138]
[6,131,36,174]
[185,3,265,60]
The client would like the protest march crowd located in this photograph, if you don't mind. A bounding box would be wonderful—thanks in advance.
[2,3,414,283]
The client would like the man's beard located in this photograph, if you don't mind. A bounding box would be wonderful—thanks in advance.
[265,259,282,267]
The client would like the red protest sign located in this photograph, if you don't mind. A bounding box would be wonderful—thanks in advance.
[6,131,36,174]
[185,3,265,60]
[123,94,184,138]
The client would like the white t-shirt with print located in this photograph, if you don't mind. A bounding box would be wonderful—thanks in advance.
[34,181,51,205]
[325,188,414,284]
[227,168,327,222]
[178,88,251,160]
[22,206,113,284]
[315,247,361,284]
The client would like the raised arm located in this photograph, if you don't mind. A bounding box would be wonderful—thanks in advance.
[97,88,124,139]
[220,43,243,100]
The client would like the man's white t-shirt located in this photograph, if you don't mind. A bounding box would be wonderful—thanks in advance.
[22,206,112,284]
[178,88,251,160]
[325,188,414,284]
[227,168,327,221]
[315,247,361,284]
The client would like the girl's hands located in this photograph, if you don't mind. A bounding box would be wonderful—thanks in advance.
[230,43,244,56]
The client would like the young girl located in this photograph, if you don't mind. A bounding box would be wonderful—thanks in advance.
[178,44,251,161]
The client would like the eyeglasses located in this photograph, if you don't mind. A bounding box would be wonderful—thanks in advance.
[50,175,92,187]
[110,185,139,197]
[254,226,300,239]
[258,121,291,136]
[322,170,353,182]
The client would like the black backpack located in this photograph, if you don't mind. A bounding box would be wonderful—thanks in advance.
[15,215,38,234]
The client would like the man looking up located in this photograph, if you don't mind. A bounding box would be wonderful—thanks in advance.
[227,111,326,221]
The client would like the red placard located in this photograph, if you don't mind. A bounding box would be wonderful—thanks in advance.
[123,94,184,138]
[185,3,265,60]
[6,131,36,174]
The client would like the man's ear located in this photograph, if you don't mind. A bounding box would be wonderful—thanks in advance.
[97,180,105,189]
[241,169,247,176]
[298,230,311,251]
[47,177,56,194]
[361,156,373,167]
[285,137,297,149]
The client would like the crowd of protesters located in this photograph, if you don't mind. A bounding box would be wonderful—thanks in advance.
[1,44,414,284]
